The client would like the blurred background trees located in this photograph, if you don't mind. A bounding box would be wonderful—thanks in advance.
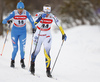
[0,0,100,35]
[60,0,100,28]
[0,0,3,35]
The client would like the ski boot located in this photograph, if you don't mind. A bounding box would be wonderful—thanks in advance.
[10,60,15,68]
[20,59,25,68]
[30,61,35,75]
[46,68,52,77]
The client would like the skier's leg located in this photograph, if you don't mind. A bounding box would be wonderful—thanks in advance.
[43,36,52,68]
[11,32,18,67]
[19,32,26,59]
[11,33,18,60]
[19,32,26,68]
[43,36,52,77]
[30,34,43,74]
[31,35,43,62]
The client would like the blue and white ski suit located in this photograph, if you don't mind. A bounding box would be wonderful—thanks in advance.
[31,12,65,68]
[4,10,35,60]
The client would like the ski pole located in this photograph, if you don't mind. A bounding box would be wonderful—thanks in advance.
[28,34,34,68]
[51,40,64,73]
[29,15,45,70]
[31,28,41,62]
[28,29,41,71]
[28,27,42,71]
[0,20,12,56]
[31,18,44,62]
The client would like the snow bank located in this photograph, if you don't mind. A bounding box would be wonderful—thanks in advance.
[0,25,100,82]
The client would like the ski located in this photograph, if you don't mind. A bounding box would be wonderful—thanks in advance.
[10,67,56,79]
[31,73,57,80]
[31,73,40,78]
[48,76,57,80]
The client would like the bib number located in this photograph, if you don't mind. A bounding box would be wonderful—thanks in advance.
[42,24,49,28]
[18,20,24,24]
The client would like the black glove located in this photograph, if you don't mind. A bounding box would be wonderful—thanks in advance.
[32,28,36,34]
[62,34,67,41]
[7,20,12,24]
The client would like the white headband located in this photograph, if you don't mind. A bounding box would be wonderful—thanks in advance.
[43,6,51,13]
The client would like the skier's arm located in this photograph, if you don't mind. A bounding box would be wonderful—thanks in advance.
[53,16,65,34]
[53,16,67,41]
[2,11,15,24]
[26,11,35,29]
[34,13,46,25]
[34,15,42,25]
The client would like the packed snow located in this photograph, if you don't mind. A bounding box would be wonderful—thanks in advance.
[0,25,100,82]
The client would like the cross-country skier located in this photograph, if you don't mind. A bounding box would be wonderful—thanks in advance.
[2,1,35,68]
[30,4,67,77]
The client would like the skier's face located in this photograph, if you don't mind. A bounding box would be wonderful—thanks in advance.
[43,6,51,17]
[44,11,50,17]
[18,9,23,14]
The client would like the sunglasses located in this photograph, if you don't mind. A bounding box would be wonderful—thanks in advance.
[45,12,51,14]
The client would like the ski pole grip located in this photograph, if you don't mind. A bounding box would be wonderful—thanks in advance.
[7,20,12,24]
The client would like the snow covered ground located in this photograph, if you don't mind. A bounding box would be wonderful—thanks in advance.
[0,25,100,82]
